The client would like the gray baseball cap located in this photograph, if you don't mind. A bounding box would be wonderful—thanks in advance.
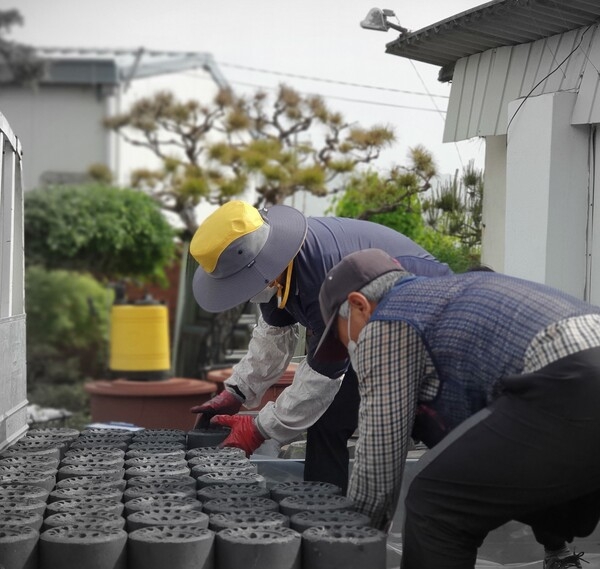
[315,248,403,359]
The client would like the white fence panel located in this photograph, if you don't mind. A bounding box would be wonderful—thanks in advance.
[0,110,27,449]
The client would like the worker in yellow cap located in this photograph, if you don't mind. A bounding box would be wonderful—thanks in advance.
[189,200,451,492]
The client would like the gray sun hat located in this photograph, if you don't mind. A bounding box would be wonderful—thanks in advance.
[190,200,308,312]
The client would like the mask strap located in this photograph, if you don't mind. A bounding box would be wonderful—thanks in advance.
[277,259,294,310]
[347,305,352,342]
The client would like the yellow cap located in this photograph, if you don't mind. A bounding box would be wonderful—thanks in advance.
[190,201,264,274]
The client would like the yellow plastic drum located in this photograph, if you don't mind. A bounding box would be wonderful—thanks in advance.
[109,304,171,380]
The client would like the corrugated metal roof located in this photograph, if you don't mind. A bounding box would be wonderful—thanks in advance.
[442,24,600,141]
[385,0,600,80]
[34,48,230,89]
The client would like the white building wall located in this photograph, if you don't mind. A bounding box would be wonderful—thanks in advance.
[481,135,506,272]
[0,85,108,191]
[504,92,589,299]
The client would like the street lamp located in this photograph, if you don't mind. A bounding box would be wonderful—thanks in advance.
[360,8,408,34]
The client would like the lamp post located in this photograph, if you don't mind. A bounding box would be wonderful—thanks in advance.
[360,8,408,34]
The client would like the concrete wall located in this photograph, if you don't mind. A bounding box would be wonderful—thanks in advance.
[481,135,506,272]
[504,92,589,299]
[0,85,110,191]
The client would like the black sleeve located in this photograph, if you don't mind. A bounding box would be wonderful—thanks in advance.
[259,296,297,327]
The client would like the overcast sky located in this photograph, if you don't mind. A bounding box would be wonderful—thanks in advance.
[4,0,486,177]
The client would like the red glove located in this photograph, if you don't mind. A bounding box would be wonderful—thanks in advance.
[211,415,265,458]
[190,389,243,429]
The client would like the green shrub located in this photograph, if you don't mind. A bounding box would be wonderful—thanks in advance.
[416,228,480,274]
[24,184,176,280]
[26,266,113,388]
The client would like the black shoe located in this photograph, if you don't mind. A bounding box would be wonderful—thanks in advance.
[544,552,587,569]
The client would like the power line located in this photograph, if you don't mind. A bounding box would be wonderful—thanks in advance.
[230,79,446,113]
[408,59,463,168]
[182,73,446,113]
[217,60,449,99]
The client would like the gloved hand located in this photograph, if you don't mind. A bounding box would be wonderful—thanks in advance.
[211,415,265,458]
[190,389,243,429]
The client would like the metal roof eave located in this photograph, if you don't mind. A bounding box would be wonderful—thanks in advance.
[384,0,600,81]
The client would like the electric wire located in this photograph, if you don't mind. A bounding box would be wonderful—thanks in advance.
[507,22,595,134]
[227,79,446,113]
[216,60,449,99]
[408,58,464,168]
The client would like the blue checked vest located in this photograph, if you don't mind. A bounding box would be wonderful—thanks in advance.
[371,272,600,446]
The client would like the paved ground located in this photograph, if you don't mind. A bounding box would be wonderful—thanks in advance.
[386,539,600,569]
[253,452,600,569]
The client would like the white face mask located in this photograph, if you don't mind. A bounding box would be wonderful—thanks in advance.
[347,307,359,370]
[250,285,277,304]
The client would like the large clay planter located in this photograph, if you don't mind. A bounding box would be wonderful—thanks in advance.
[128,525,215,569]
[301,526,387,569]
[85,378,217,430]
[216,527,301,569]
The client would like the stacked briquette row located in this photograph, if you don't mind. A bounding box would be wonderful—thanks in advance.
[0,427,387,569]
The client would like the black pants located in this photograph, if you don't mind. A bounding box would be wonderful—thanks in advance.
[304,366,360,493]
[402,348,600,569]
